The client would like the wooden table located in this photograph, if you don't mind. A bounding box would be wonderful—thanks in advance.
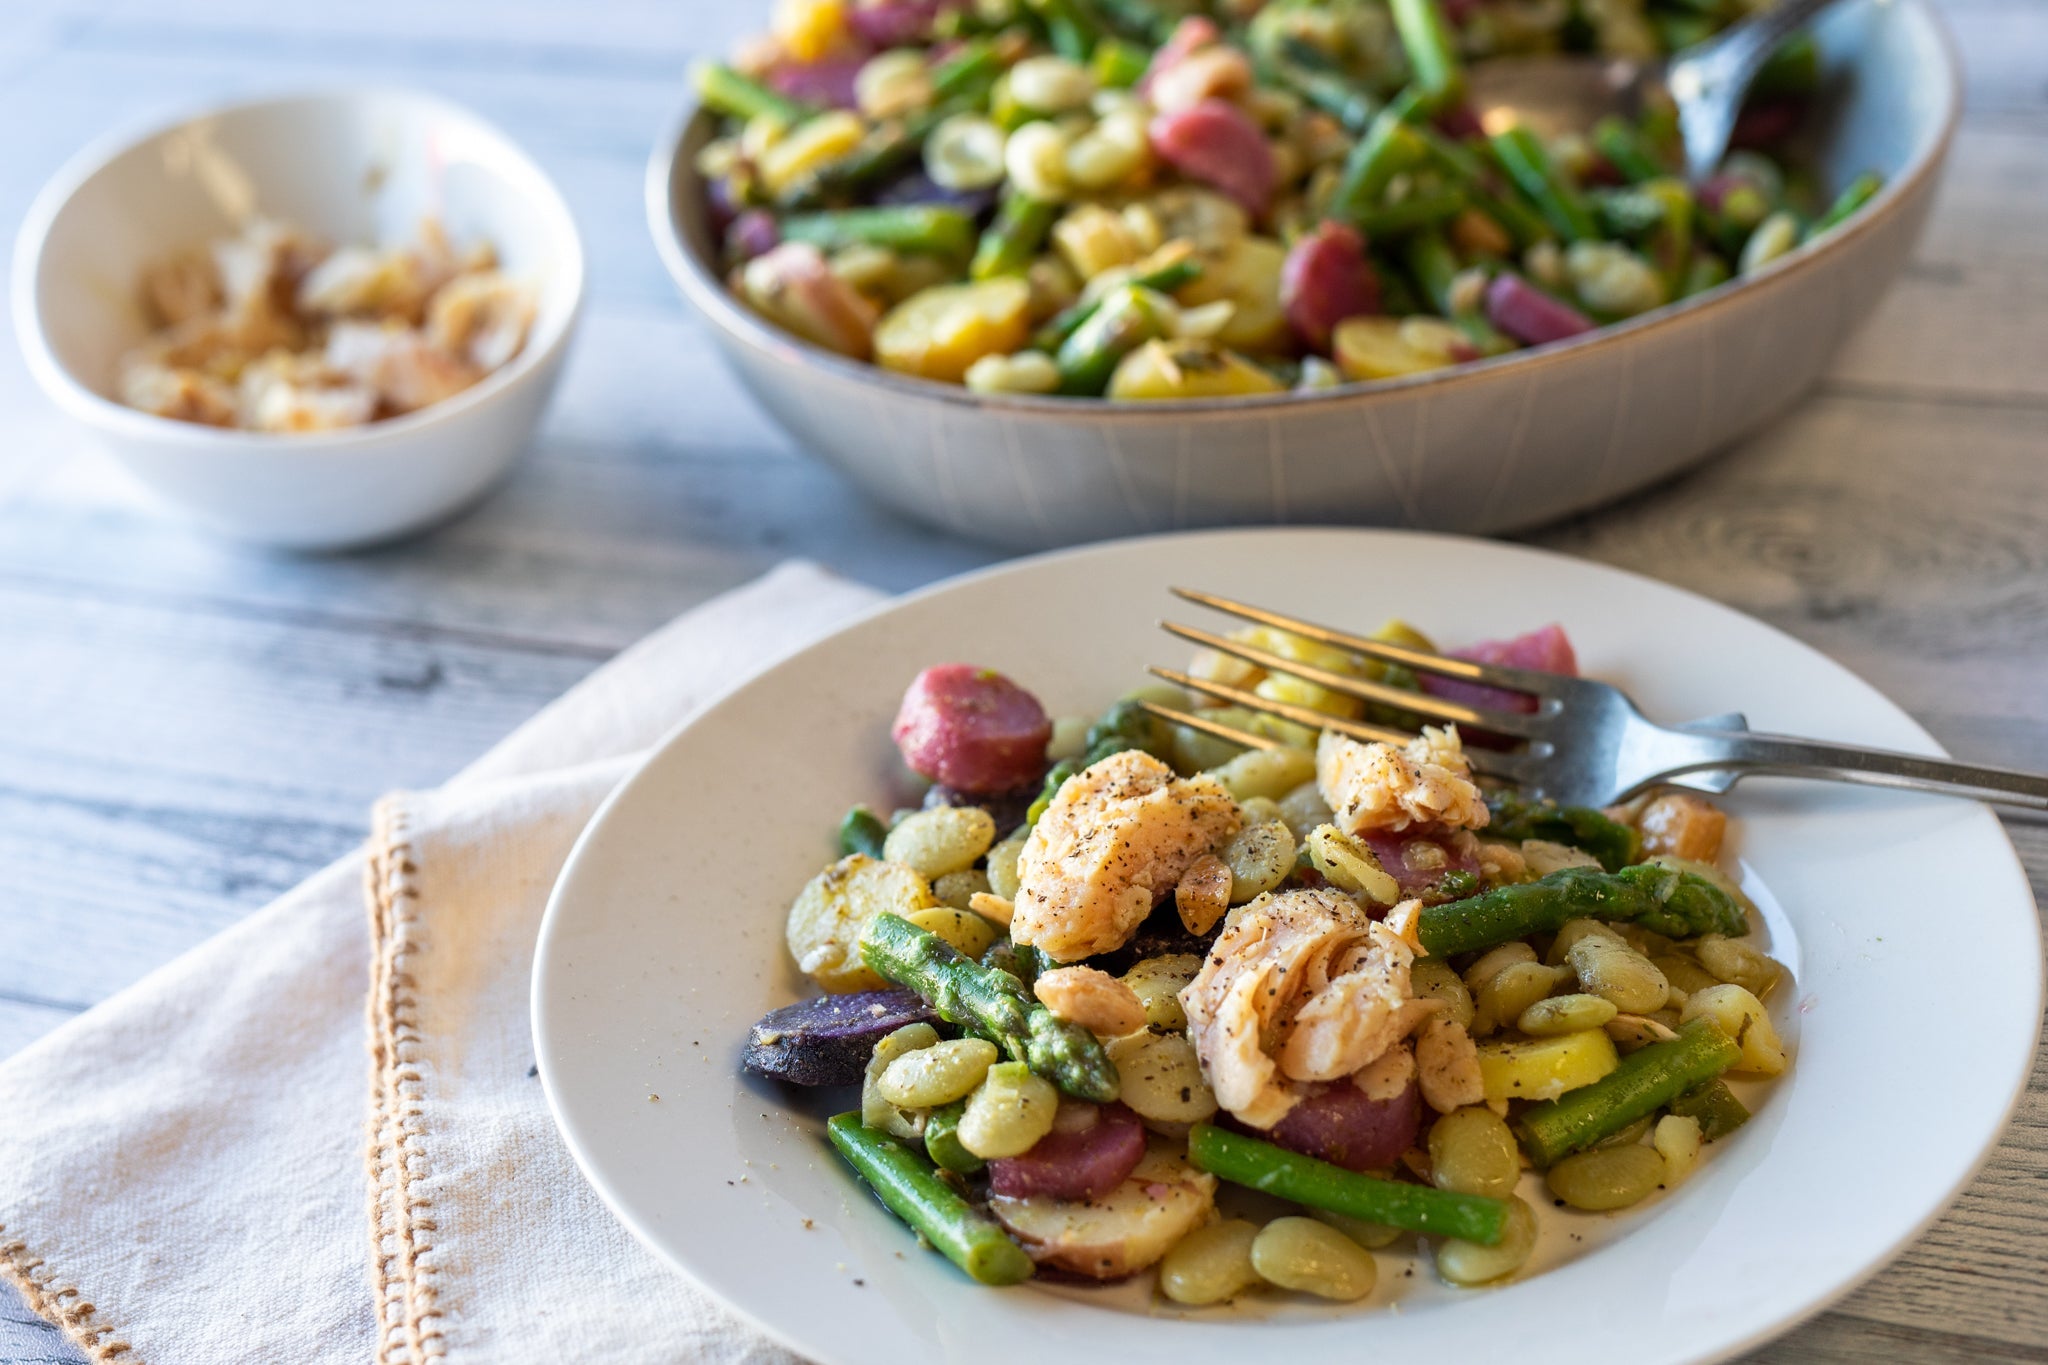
[1,1,2042,1360]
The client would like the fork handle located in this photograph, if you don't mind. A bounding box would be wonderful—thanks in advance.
[1651,729,2048,813]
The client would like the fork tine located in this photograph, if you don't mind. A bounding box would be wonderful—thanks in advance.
[1162,619,1547,739]
[1140,678,1529,783]
[1171,587,1567,697]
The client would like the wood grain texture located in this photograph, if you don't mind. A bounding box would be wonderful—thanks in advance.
[0,0,2042,1360]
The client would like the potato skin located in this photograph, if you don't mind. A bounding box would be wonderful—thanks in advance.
[987,1103,1147,1201]
[742,989,942,1086]
[990,1140,1217,1280]
[1268,1076,1421,1172]
[891,663,1052,794]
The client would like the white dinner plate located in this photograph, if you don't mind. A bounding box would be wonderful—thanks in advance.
[532,529,2041,1365]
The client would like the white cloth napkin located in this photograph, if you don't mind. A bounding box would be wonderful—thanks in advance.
[0,562,884,1365]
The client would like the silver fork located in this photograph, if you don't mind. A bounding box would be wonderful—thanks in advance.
[1142,588,2048,813]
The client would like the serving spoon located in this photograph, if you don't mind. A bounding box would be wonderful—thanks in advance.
[1462,0,1841,182]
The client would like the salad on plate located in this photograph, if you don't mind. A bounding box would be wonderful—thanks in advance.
[742,615,1792,1304]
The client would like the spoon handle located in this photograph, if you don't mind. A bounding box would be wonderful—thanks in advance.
[1668,0,1840,182]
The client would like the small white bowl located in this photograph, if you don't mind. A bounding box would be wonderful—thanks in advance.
[13,89,584,551]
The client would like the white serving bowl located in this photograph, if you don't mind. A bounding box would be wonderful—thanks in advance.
[14,89,584,551]
[650,0,1956,551]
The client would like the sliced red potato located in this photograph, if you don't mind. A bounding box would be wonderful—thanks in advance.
[990,1139,1217,1280]
[986,1102,1147,1201]
[891,663,1052,794]
[1267,1074,1421,1172]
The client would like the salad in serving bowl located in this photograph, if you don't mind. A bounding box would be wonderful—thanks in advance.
[742,617,1791,1304]
[689,0,1881,401]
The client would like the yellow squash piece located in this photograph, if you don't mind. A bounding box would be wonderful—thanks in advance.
[1177,236,1290,353]
[1106,340,1284,400]
[1475,1028,1620,1104]
[1332,315,1463,382]
[874,279,1032,384]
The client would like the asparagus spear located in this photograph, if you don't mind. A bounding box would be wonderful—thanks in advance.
[1024,759,1077,826]
[1188,1123,1510,1244]
[971,190,1060,281]
[1417,863,1749,957]
[980,938,1052,989]
[826,1113,1033,1284]
[1332,110,1430,224]
[923,1099,987,1174]
[1350,188,1466,239]
[1482,791,1641,872]
[1032,257,1202,351]
[1489,126,1599,242]
[1388,0,1465,110]
[1409,124,1552,249]
[781,206,976,257]
[838,805,889,860]
[1667,1078,1752,1141]
[693,62,814,124]
[1516,1018,1742,1165]
[1057,286,1174,395]
[860,912,1121,1102]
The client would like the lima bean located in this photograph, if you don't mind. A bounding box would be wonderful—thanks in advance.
[1222,818,1297,903]
[1159,1219,1262,1305]
[957,1061,1059,1158]
[1518,992,1617,1036]
[1471,960,1568,1037]
[883,806,997,879]
[878,1037,1000,1108]
[1427,1107,1522,1199]
[931,868,991,910]
[1436,1195,1536,1286]
[1566,935,1669,1013]
[903,906,1000,962]
[1103,1028,1217,1124]
[1681,983,1787,1076]
[1121,954,1202,1031]
[1695,935,1785,1000]
[1545,1143,1667,1211]
[1462,942,1538,993]
[986,832,1027,899]
[1210,745,1318,802]
[1411,957,1476,1030]
[1653,1114,1704,1181]
[1250,1217,1378,1301]
[862,1023,942,1140]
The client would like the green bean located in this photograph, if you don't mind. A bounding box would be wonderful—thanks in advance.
[1418,863,1749,957]
[1410,125,1552,248]
[1638,178,1697,293]
[1667,1078,1752,1141]
[1489,126,1599,242]
[838,805,889,860]
[1189,1123,1510,1244]
[694,62,814,124]
[826,1113,1033,1284]
[980,938,1052,989]
[1482,792,1641,872]
[1025,759,1077,825]
[782,206,976,257]
[1350,188,1466,239]
[1260,57,1377,134]
[1806,171,1883,239]
[1516,1018,1742,1166]
[1332,110,1431,224]
[1593,116,1667,185]
[1400,227,1463,314]
[1056,285,1172,396]
[1027,0,1106,61]
[922,1099,987,1174]
[1389,0,1464,109]
[931,40,1003,102]
[970,190,1059,282]
[1032,257,1202,350]
[1650,11,1718,53]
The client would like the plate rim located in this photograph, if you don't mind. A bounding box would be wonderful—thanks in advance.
[532,527,2043,1364]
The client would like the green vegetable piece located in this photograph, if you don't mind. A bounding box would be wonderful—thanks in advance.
[694,61,814,124]
[1081,694,1177,766]
[1667,1078,1752,1141]
[1349,187,1466,240]
[860,912,1121,1102]
[923,1099,987,1174]
[1032,257,1201,351]
[1417,863,1748,957]
[1488,126,1598,242]
[1806,171,1883,240]
[1333,110,1430,224]
[971,190,1060,281]
[1189,1123,1509,1244]
[1055,285,1171,396]
[781,206,976,258]
[1025,759,1077,825]
[1260,56,1377,134]
[1753,32,1820,97]
[838,805,889,860]
[827,1113,1032,1283]
[1483,791,1641,872]
[1515,1019,1742,1166]
[1592,115,1666,185]
[931,40,1002,102]
[1388,0,1464,109]
[981,938,1052,989]
[1680,252,1732,298]
[1027,0,1106,60]
[1091,37,1151,89]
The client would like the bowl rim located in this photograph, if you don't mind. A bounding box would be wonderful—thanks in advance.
[647,0,1960,420]
[11,85,587,453]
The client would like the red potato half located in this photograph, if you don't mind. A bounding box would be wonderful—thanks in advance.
[1267,1075,1422,1172]
[987,1103,1147,1202]
[891,664,1052,794]
[1281,222,1380,353]
[990,1139,1218,1280]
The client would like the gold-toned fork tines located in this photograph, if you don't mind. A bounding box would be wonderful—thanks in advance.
[1142,588,2048,813]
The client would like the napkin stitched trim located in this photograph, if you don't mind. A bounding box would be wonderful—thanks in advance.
[0,1232,132,1362]
[366,798,444,1364]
